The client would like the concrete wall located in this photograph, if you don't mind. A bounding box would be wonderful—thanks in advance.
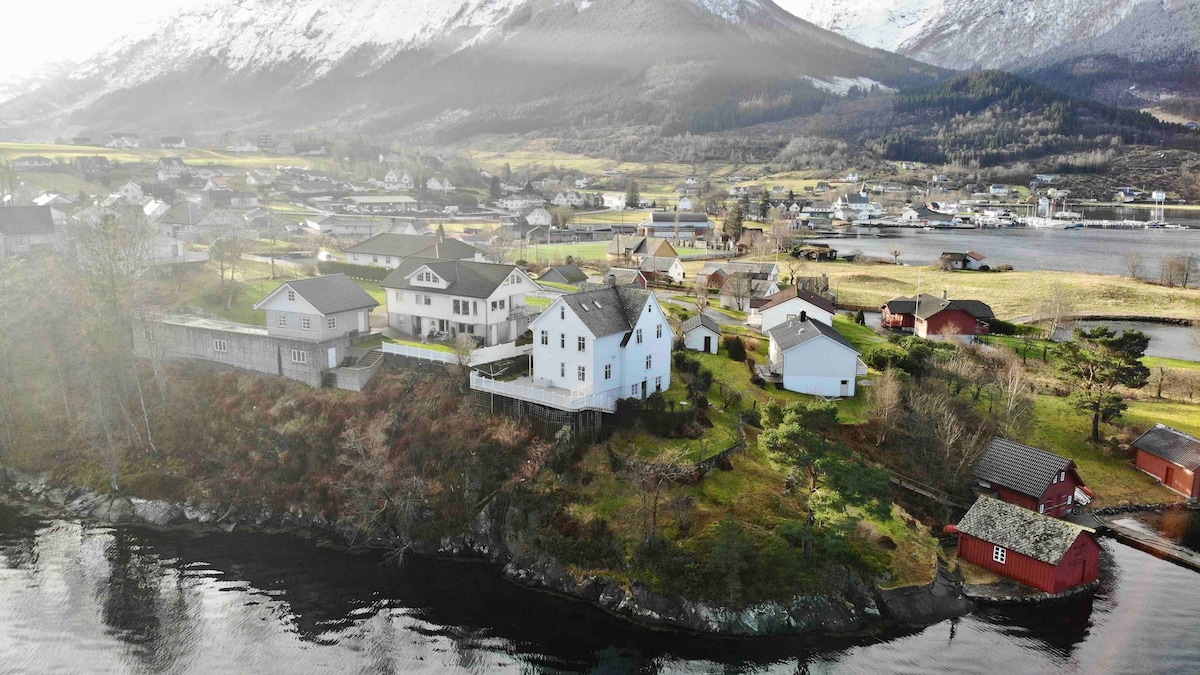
[134,319,350,388]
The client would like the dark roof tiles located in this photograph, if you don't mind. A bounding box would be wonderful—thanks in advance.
[1132,424,1200,471]
[278,274,379,315]
[974,438,1075,499]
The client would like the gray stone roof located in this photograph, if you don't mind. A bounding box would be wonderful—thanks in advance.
[957,496,1091,565]
[0,206,55,236]
[974,438,1075,499]
[607,236,673,257]
[381,258,520,299]
[682,313,721,336]
[639,256,679,273]
[343,234,480,261]
[768,316,857,353]
[758,287,837,315]
[1132,424,1200,471]
[279,275,379,315]
[562,286,652,338]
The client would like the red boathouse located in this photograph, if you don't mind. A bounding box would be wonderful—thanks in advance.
[973,438,1092,517]
[1132,424,1200,500]
[955,496,1100,594]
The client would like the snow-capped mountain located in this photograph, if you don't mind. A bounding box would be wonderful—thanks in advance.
[0,0,938,140]
[779,0,1200,106]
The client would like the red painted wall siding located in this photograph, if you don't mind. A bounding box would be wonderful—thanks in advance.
[1038,470,1082,517]
[958,532,1100,593]
[916,310,985,338]
[994,486,1037,511]
[1135,450,1199,498]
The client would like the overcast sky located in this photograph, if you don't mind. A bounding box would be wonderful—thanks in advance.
[0,0,201,82]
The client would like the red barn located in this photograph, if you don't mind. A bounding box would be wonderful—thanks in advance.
[955,496,1101,594]
[1132,424,1200,500]
[880,292,994,339]
[973,438,1092,517]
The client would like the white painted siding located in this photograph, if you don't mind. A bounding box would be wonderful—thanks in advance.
[760,299,835,334]
[778,337,860,397]
[683,326,720,354]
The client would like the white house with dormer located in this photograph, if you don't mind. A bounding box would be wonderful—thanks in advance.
[522,285,673,405]
[115,181,144,204]
[254,274,379,343]
[381,258,540,346]
[427,177,455,193]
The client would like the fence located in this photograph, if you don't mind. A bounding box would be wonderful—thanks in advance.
[382,341,531,367]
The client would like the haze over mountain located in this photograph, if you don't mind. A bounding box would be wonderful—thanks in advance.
[0,0,939,142]
[781,0,1200,109]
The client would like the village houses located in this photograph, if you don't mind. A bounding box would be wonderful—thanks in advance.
[381,258,540,346]
[343,233,484,269]
[881,292,995,340]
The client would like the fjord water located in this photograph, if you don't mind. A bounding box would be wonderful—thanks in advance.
[1,505,1199,674]
[810,224,1200,276]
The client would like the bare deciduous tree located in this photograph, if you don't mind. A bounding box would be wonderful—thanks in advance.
[721,272,755,312]
[888,245,903,265]
[626,447,694,541]
[868,368,903,446]
[1034,281,1076,339]
[1125,250,1143,280]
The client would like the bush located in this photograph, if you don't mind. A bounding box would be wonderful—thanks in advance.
[725,335,747,361]
[854,309,866,325]
[316,260,390,281]
[988,318,1018,335]
[996,263,1014,272]
[862,345,916,374]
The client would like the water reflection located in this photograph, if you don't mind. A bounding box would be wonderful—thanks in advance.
[0,505,1198,673]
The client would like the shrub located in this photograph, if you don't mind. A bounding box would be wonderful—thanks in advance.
[725,336,747,361]
[744,337,761,353]
[854,309,866,325]
[988,318,1018,335]
[862,345,916,374]
[316,260,390,281]
[996,263,1014,272]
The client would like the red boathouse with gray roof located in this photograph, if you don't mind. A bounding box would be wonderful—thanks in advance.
[953,496,1100,594]
[973,438,1091,517]
[1132,424,1200,500]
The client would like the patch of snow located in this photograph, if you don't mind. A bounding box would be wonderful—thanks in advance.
[806,76,894,96]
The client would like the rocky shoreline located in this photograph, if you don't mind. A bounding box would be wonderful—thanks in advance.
[0,467,978,637]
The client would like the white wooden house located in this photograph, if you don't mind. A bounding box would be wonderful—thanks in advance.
[757,287,836,333]
[681,314,721,354]
[765,317,866,397]
[381,259,540,346]
[253,274,379,366]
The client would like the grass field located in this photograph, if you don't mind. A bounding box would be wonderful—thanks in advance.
[505,241,708,265]
[0,141,340,173]
[811,261,1200,321]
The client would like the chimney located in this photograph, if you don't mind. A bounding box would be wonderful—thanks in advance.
[800,310,807,323]
[942,289,948,300]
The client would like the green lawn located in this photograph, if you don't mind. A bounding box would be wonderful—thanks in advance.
[1023,396,1182,506]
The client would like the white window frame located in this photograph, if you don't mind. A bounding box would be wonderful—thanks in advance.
[993,546,1007,565]
[560,362,565,378]
[301,317,311,331]
[277,315,288,328]
[657,324,663,339]
[327,317,337,330]
[604,364,612,380]
[540,330,549,346]
[646,355,652,370]
[291,349,307,364]
[213,339,228,353]
[578,336,586,352]
[287,289,295,302]
[577,366,586,382]
[636,328,643,344]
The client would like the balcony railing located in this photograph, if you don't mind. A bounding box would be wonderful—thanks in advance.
[470,372,617,413]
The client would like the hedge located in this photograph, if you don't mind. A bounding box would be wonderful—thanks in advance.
[317,260,391,282]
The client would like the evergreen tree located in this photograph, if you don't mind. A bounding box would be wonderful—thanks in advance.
[1056,326,1150,442]
[723,202,744,243]
[489,175,502,201]
[625,180,641,209]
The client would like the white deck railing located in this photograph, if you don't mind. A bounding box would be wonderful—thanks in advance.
[382,341,532,367]
[470,372,618,413]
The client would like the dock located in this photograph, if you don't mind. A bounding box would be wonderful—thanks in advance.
[1066,511,1200,573]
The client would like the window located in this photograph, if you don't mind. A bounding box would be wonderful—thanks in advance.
[395,291,403,303]
[655,376,662,391]
[327,317,337,330]
[1066,494,1073,505]
[992,546,1007,565]
[1038,504,1045,514]
[604,364,612,380]
[213,339,228,353]
[540,330,549,346]
[1060,471,1066,482]
[578,336,586,352]
[656,324,663,339]
[291,350,307,364]
[301,317,312,331]
[560,334,566,349]
[645,355,652,370]
[385,257,392,265]
[352,254,359,261]
[636,329,643,344]
[287,290,295,302]
[498,299,505,310]
[560,306,565,320]
[372,256,379,264]
[578,366,586,382]
[631,384,639,396]
[277,315,288,328]
[453,300,467,315]
[560,363,565,378]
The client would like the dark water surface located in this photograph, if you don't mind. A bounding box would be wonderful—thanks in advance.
[2,505,1200,674]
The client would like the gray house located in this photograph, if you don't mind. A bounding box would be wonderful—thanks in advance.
[0,206,62,256]
[254,274,379,341]
[538,263,589,286]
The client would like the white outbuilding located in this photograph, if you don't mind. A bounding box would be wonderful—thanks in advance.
[681,313,721,354]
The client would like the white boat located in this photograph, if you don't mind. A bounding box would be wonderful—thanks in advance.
[1053,210,1083,219]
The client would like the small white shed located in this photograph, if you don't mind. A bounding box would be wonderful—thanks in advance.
[681,313,721,354]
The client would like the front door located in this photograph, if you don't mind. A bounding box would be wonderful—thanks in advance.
[840,380,850,397]
[413,316,422,336]
[1165,466,1176,489]
[641,380,647,399]
[704,336,712,353]
[358,311,367,333]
